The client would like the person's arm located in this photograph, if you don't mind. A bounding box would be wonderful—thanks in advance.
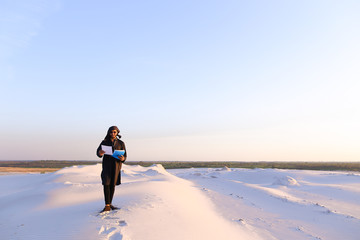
[96,142,105,158]
[118,141,127,162]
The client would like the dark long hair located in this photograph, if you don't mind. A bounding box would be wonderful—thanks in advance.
[104,126,122,141]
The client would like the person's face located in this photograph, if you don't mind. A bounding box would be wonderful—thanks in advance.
[109,130,118,139]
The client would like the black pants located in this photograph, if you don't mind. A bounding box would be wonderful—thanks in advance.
[103,185,115,205]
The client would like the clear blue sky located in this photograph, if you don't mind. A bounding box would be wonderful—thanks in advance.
[1,0,359,161]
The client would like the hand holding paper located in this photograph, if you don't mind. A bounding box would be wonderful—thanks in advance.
[101,145,113,155]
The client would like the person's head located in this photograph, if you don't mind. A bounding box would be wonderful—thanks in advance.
[105,126,121,140]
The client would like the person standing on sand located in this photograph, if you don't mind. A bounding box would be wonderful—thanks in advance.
[96,126,127,212]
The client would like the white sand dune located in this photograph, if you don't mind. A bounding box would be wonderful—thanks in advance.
[1,164,360,240]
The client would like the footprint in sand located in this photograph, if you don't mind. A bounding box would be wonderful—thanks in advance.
[98,226,117,235]
[96,208,127,239]
[99,225,124,240]
[108,232,123,240]
[97,211,127,239]
[103,215,120,220]
[117,220,127,226]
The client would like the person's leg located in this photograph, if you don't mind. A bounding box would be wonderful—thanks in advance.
[109,185,115,203]
[101,185,111,212]
[109,185,120,210]
[104,185,111,204]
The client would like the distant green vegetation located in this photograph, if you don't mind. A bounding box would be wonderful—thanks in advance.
[1,160,360,172]
[0,160,100,169]
[126,161,360,172]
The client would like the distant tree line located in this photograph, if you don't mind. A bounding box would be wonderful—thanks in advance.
[0,160,100,169]
[1,160,359,172]
[126,161,360,172]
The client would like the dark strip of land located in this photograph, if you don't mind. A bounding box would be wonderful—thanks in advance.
[0,167,61,173]
[127,161,360,172]
[0,160,100,169]
[1,160,360,172]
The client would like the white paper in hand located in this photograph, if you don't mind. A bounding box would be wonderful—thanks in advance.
[101,145,113,155]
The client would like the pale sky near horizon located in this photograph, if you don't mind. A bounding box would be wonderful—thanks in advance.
[1,0,359,162]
